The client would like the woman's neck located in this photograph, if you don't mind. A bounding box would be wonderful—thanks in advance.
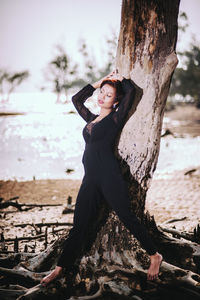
[98,108,114,118]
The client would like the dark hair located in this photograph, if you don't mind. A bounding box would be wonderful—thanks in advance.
[100,79,124,108]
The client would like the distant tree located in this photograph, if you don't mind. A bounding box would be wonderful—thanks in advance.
[0,69,29,102]
[79,30,118,83]
[43,30,118,100]
[44,45,78,103]
[43,31,122,102]
[98,29,118,78]
[170,41,200,108]
[178,11,189,34]
[168,12,200,108]
[78,38,99,84]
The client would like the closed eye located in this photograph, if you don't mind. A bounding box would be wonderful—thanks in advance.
[100,89,113,97]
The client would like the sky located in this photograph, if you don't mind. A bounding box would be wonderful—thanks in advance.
[0,0,200,92]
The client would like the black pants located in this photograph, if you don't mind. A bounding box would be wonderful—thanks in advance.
[57,172,157,268]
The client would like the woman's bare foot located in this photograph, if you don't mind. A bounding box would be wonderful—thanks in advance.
[40,266,63,286]
[147,252,163,280]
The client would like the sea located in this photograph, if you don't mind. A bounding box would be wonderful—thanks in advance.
[0,92,200,181]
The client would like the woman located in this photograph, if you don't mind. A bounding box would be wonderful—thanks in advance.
[41,70,163,285]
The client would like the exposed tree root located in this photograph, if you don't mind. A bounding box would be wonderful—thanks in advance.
[159,225,195,242]
[1,215,200,299]
[21,232,67,272]
[0,253,36,268]
[0,287,28,300]
[0,266,49,287]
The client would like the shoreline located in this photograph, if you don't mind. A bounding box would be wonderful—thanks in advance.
[0,104,199,182]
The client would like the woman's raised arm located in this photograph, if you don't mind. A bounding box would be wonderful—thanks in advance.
[72,71,116,122]
[72,84,96,122]
[112,78,136,128]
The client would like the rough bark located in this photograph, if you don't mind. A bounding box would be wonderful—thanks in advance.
[115,0,180,216]
[2,1,200,299]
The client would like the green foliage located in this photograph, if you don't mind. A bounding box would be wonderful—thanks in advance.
[0,69,29,102]
[43,29,118,101]
[178,11,189,33]
[98,29,117,78]
[44,45,78,103]
[170,41,200,108]
[78,39,98,84]
[78,29,117,87]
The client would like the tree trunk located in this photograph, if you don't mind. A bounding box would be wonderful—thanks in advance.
[115,0,179,217]
[2,1,200,299]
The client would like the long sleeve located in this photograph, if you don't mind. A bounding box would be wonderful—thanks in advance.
[111,78,136,128]
[72,84,96,122]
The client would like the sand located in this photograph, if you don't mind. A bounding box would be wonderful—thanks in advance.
[145,169,200,232]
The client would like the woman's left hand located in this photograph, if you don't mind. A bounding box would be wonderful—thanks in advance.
[92,70,123,89]
[108,70,123,81]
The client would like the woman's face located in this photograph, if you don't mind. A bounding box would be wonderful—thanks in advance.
[97,84,118,109]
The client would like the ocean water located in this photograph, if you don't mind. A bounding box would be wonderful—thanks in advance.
[0,92,200,181]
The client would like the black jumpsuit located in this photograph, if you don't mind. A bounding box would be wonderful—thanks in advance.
[57,78,157,268]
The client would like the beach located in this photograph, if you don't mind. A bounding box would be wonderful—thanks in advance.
[0,102,200,251]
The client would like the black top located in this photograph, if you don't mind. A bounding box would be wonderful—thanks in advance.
[72,78,136,145]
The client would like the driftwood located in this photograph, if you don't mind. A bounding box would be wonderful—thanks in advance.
[1,213,200,299]
[2,229,68,243]
[10,222,73,236]
[0,224,69,257]
[161,128,175,137]
[159,226,195,242]
[1,228,66,251]
[0,196,19,202]
[0,253,36,268]
[62,207,75,214]
[0,266,48,287]
[0,210,21,215]
[166,216,187,224]
[0,200,62,211]
[3,234,46,243]
[14,222,73,228]
[20,233,68,272]
[0,286,28,300]
[159,224,200,244]
[184,169,197,176]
